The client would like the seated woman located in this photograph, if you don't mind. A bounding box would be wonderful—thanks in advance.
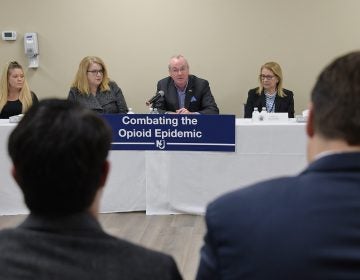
[68,56,128,114]
[244,62,294,118]
[0,61,38,119]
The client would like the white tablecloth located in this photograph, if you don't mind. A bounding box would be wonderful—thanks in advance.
[0,119,307,215]
[145,119,307,214]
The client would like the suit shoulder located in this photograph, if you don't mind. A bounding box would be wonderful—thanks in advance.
[30,91,39,102]
[246,88,261,99]
[69,87,80,94]
[110,236,175,262]
[283,88,294,96]
[108,80,118,87]
[207,176,297,216]
[110,238,181,278]
[189,75,208,85]
[158,76,172,84]
[248,87,259,94]
[108,80,122,92]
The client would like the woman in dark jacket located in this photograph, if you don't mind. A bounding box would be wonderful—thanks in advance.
[244,61,294,118]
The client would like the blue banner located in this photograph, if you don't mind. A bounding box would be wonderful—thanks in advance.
[102,114,235,152]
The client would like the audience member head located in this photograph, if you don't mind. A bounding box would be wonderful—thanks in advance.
[258,61,285,97]
[309,51,360,144]
[71,56,110,94]
[0,61,33,113]
[8,99,112,216]
[307,51,360,160]
[168,54,190,90]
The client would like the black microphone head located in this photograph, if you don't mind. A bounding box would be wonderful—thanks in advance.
[146,90,165,106]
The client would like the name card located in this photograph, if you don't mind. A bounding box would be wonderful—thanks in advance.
[102,114,235,152]
[265,113,289,122]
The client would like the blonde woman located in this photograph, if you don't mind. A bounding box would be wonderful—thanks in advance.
[0,61,38,119]
[244,62,294,118]
[68,56,128,114]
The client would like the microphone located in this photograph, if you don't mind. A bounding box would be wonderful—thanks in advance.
[146,90,164,106]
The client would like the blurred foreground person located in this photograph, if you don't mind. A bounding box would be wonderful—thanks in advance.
[198,52,360,279]
[0,99,182,280]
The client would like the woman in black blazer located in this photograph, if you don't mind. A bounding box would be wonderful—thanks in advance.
[244,62,294,118]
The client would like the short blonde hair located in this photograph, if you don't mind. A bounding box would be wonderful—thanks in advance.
[71,56,110,94]
[0,61,33,113]
[257,61,286,97]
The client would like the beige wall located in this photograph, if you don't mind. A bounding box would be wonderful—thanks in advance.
[1,0,360,116]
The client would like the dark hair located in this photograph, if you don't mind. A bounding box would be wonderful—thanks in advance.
[8,99,112,215]
[311,51,360,145]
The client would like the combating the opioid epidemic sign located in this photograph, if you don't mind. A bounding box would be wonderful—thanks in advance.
[102,114,235,152]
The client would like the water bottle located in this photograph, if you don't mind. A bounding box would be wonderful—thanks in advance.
[252,107,260,122]
[127,108,135,114]
[150,107,159,114]
[259,107,267,121]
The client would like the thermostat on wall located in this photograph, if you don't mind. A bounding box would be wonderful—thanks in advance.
[2,31,17,41]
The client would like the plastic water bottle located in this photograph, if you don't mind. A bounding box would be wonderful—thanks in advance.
[259,107,267,121]
[127,108,135,114]
[252,107,260,122]
[150,107,159,114]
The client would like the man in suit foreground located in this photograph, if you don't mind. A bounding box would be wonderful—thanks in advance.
[197,51,360,279]
[154,54,219,114]
[0,99,182,280]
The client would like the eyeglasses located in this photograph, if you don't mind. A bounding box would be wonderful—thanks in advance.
[170,67,188,74]
[259,75,275,80]
[87,69,104,75]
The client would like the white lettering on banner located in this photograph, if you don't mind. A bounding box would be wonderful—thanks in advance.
[122,115,179,127]
[154,129,202,139]
[181,116,197,125]
[119,128,152,139]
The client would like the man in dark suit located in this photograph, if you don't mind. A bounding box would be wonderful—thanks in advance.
[154,55,219,114]
[197,51,360,280]
[0,99,182,280]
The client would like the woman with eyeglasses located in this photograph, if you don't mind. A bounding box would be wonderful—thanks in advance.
[244,62,294,118]
[0,61,38,119]
[68,56,128,114]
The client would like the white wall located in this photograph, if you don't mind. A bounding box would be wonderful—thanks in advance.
[1,0,360,116]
